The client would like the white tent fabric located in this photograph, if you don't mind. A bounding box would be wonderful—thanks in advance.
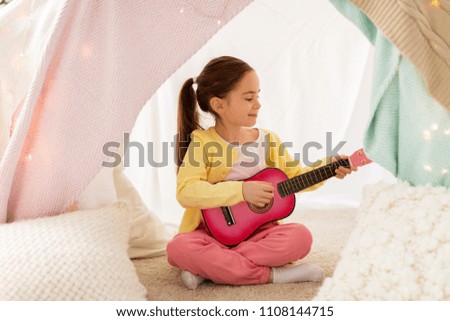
[0,0,251,222]
[123,0,396,226]
[0,0,396,228]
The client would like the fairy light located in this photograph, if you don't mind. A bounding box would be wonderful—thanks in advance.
[430,123,438,131]
[181,0,229,28]
[81,43,92,59]
[422,129,432,140]
[441,168,448,175]
[424,165,432,172]
[444,128,450,136]
[431,0,441,8]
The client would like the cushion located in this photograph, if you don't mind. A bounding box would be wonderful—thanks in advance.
[315,182,450,300]
[77,157,172,259]
[0,202,147,300]
[113,165,171,259]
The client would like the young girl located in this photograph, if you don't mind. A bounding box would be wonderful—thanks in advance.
[167,56,356,290]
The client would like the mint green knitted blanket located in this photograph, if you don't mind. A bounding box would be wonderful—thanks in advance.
[330,0,450,187]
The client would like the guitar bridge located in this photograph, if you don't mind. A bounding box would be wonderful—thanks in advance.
[221,206,236,226]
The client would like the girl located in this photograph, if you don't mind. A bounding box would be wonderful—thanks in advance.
[167,56,356,290]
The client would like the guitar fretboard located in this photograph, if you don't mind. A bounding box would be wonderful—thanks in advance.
[277,158,350,197]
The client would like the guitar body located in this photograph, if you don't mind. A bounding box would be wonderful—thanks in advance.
[201,148,372,246]
[201,168,296,246]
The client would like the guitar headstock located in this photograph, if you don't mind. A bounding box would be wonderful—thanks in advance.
[348,148,372,167]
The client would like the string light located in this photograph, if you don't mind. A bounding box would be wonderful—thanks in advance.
[422,129,431,140]
[81,43,92,59]
[431,0,441,8]
[181,0,230,28]
[421,122,449,176]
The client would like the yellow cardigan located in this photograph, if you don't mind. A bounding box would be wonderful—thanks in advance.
[176,127,328,233]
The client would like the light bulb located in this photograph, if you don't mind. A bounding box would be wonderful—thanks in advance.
[431,0,441,8]
[441,168,448,175]
[81,44,92,58]
[430,123,438,131]
[424,164,432,172]
[422,130,431,140]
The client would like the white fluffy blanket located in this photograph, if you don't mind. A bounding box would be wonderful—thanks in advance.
[316,181,450,300]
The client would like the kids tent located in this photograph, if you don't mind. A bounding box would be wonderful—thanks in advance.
[0,0,449,301]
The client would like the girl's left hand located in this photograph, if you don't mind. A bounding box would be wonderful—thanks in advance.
[333,155,358,179]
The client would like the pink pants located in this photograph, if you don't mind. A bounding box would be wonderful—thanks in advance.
[166,222,313,285]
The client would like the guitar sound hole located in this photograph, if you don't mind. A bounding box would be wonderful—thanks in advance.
[248,198,274,214]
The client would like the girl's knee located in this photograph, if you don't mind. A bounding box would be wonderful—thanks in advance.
[289,224,313,259]
[166,234,188,267]
[297,224,313,247]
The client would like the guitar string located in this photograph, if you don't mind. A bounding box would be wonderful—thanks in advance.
[281,158,350,195]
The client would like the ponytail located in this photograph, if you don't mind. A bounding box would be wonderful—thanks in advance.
[176,77,200,169]
[176,56,254,170]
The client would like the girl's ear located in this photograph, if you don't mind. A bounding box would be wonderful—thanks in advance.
[210,97,224,115]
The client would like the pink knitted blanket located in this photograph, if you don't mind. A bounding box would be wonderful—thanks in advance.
[0,0,252,223]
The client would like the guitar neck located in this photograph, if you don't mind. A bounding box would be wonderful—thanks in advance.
[277,158,350,197]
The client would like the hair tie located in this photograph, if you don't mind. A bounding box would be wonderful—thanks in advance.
[192,76,198,84]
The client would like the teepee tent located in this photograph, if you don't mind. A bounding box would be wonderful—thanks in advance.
[0,0,449,301]
[0,0,389,226]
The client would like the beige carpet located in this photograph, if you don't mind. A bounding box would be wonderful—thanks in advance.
[133,207,357,301]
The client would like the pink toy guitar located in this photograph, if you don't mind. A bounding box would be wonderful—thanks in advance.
[201,148,372,246]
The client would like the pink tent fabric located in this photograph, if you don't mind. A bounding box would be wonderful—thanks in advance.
[0,0,252,223]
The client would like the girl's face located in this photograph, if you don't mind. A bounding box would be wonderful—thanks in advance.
[214,70,261,128]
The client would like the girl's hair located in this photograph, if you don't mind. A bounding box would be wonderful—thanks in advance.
[176,56,253,168]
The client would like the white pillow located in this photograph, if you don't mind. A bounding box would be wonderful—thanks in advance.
[77,161,172,259]
[113,165,171,259]
[0,202,147,300]
[315,182,450,300]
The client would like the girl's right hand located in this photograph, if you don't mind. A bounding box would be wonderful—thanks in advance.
[242,181,274,207]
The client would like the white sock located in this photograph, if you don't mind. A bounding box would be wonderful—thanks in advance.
[181,270,205,290]
[272,263,325,284]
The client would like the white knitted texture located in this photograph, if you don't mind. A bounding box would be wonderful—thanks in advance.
[315,182,450,300]
[349,0,450,111]
[0,202,147,300]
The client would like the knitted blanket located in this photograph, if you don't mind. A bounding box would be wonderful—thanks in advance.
[348,0,450,112]
[330,0,450,187]
[0,0,252,223]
